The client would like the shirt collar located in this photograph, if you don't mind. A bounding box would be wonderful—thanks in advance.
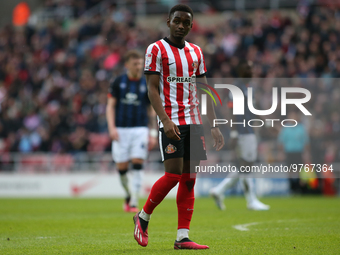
[163,37,185,49]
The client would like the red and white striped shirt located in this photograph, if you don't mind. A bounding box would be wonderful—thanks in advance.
[144,37,207,128]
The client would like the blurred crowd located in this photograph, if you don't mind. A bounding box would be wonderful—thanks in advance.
[0,1,339,165]
[42,0,103,18]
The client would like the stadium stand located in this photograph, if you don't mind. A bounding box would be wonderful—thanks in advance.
[0,0,339,176]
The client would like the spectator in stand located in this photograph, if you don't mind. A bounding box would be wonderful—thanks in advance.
[0,1,338,160]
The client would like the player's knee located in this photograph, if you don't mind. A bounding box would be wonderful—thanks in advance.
[118,169,128,175]
[132,164,143,171]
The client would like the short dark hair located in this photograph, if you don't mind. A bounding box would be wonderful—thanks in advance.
[169,4,194,20]
[124,50,142,63]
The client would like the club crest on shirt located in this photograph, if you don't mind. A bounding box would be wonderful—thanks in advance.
[192,61,198,69]
[165,144,177,154]
[145,53,152,68]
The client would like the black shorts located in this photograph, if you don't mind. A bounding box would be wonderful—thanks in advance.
[159,124,207,161]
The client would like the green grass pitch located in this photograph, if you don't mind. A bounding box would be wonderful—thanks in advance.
[0,197,339,254]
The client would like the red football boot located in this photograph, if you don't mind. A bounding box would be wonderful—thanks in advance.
[174,238,209,250]
[133,212,148,247]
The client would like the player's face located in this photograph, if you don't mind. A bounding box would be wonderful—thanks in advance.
[167,11,193,40]
[125,57,143,77]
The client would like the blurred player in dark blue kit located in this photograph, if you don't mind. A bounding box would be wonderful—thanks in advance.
[210,61,270,211]
[106,50,157,213]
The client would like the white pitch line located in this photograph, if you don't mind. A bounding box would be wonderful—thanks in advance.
[233,218,315,232]
[233,222,260,231]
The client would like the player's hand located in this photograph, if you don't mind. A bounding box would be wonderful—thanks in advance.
[109,128,119,141]
[163,119,181,140]
[211,127,224,151]
[229,138,238,150]
[148,136,158,150]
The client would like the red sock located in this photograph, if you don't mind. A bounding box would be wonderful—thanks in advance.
[177,173,196,230]
[143,172,181,214]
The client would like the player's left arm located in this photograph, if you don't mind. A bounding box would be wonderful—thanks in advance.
[196,47,224,151]
[197,75,224,151]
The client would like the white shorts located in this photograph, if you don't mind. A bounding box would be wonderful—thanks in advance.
[237,133,257,162]
[112,127,149,163]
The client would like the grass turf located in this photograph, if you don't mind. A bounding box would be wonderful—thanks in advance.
[0,197,339,254]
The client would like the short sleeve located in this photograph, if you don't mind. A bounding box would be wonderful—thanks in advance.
[196,47,207,77]
[144,43,161,75]
[108,77,120,98]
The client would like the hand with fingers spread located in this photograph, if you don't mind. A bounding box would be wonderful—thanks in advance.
[163,119,181,140]
[211,127,224,151]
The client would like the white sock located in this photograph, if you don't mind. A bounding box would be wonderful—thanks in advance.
[213,171,239,194]
[177,228,189,241]
[139,209,151,221]
[241,177,257,204]
[130,170,143,207]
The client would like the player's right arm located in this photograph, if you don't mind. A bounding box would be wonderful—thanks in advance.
[146,74,180,140]
[106,78,120,141]
[106,97,119,141]
[144,43,180,140]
